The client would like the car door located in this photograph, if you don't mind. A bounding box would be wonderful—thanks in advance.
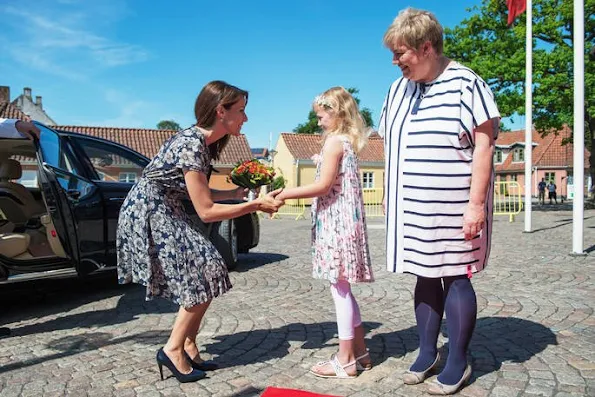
[35,123,106,276]
[67,135,149,266]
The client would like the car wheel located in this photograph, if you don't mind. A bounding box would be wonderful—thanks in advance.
[210,219,238,271]
[235,213,256,253]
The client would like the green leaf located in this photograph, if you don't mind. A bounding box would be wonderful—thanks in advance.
[444,0,595,183]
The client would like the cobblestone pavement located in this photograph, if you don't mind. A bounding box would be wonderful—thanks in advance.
[1,209,594,397]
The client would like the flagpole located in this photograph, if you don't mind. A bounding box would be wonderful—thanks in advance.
[572,0,585,254]
[524,0,533,232]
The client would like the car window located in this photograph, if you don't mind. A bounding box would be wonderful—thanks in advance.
[37,123,79,175]
[53,168,95,199]
[71,137,148,183]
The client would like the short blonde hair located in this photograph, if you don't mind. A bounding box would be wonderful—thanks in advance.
[313,87,367,153]
[383,7,443,55]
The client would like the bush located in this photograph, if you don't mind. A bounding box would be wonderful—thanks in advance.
[271,175,286,190]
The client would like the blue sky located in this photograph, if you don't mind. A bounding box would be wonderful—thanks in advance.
[1,0,514,149]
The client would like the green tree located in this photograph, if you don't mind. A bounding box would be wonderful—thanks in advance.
[294,87,374,134]
[157,120,181,130]
[271,175,286,190]
[444,0,595,189]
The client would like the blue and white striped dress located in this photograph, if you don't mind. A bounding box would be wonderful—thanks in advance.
[378,63,500,278]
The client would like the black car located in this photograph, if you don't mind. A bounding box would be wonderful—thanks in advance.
[0,122,258,284]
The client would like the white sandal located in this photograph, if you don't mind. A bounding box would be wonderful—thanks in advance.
[309,354,358,379]
[355,351,372,371]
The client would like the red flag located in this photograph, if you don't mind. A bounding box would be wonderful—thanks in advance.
[507,0,527,26]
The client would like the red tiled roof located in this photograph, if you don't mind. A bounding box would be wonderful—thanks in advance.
[535,126,590,168]
[57,125,174,158]
[0,101,30,120]
[495,127,590,172]
[495,130,546,172]
[56,125,253,166]
[360,137,384,162]
[217,135,253,166]
[279,133,384,162]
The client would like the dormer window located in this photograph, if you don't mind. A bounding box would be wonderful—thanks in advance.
[493,149,503,163]
[513,147,525,162]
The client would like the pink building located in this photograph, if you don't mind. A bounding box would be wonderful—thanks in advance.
[494,127,591,199]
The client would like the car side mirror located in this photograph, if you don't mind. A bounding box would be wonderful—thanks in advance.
[66,189,81,200]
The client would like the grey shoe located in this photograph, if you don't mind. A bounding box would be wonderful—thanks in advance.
[427,365,472,395]
[403,353,440,385]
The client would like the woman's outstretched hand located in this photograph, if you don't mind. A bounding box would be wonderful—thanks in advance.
[257,188,285,214]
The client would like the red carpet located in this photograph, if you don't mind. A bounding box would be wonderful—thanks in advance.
[261,387,342,397]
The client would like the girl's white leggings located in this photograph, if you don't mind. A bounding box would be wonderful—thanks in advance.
[331,279,362,340]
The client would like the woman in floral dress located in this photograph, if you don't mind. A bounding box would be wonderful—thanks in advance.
[117,81,283,383]
[277,87,374,379]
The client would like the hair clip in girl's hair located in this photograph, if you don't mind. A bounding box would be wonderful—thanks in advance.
[314,95,333,109]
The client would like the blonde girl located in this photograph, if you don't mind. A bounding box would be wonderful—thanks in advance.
[277,87,374,378]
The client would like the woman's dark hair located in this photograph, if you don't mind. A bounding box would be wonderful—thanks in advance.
[194,80,249,160]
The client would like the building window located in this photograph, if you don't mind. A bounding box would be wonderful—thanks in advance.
[513,148,525,162]
[362,172,374,189]
[119,172,137,183]
[545,172,556,183]
[493,149,503,163]
[511,174,518,182]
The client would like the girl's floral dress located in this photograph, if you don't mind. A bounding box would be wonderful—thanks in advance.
[116,126,231,308]
[311,135,374,284]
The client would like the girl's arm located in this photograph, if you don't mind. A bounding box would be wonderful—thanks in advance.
[185,171,282,222]
[277,135,344,201]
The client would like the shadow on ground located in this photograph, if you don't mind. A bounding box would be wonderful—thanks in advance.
[236,252,289,273]
[202,316,555,385]
[1,315,557,386]
[1,251,287,330]
[531,215,594,232]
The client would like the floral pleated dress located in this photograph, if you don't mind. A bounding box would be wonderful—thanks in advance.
[116,126,232,308]
[311,136,374,284]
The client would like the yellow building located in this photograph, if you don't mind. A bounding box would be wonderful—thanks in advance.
[273,132,385,204]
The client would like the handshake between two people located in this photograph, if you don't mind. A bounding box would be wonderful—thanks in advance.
[249,187,285,214]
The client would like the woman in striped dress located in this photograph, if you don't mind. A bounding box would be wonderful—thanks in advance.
[379,8,500,395]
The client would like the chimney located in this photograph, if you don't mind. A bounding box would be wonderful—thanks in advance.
[23,87,32,99]
[0,86,9,103]
[35,95,43,110]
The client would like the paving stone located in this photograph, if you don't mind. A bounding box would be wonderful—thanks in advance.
[524,383,554,396]
[0,211,593,396]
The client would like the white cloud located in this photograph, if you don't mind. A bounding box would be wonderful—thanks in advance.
[0,2,149,78]
[68,88,160,128]
[92,45,148,67]
[9,50,86,81]
[91,89,152,127]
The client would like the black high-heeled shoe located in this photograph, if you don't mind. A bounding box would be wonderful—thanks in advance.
[184,351,219,371]
[156,348,206,383]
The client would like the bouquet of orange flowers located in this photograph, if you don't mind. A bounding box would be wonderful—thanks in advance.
[228,159,276,190]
